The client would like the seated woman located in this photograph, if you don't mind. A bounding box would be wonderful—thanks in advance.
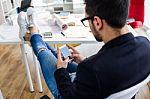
[25,26,80,99]
[18,11,82,99]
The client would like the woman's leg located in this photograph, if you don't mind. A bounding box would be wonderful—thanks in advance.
[30,34,78,97]
[30,34,61,99]
[45,43,78,73]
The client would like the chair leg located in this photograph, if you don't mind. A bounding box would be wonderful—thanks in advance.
[20,44,34,92]
[32,50,43,92]
[0,89,4,99]
[131,95,136,99]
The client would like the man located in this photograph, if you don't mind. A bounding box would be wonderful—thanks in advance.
[18,0,150,99]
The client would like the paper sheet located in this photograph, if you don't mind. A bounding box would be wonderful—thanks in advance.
[63,26,91,38]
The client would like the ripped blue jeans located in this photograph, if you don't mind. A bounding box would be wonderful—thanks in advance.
[30,34,77,99]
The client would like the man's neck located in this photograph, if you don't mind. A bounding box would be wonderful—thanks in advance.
[102,25,129,43]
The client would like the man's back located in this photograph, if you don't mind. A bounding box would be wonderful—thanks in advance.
[54,33,150,99]
[81,33,150,98]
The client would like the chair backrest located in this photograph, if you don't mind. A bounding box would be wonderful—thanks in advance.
[106,74,150,99]
[128,0,145,23]
[128,0,145,28]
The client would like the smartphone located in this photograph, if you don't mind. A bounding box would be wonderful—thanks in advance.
[60,45,71,59]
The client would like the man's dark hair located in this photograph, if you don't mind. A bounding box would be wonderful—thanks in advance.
[84,0,130,28]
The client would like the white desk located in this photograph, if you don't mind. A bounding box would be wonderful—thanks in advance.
[0,12,140,93]
[0,13,97,92]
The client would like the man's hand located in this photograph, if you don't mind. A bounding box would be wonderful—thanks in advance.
[67,44,84,64]
[57,48,70,69]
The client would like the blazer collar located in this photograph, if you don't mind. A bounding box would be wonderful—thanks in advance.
[100,33,134,51]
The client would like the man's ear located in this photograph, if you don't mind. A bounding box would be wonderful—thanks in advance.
[93,16,103,31]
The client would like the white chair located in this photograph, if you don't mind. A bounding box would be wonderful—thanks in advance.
[106,74,150,99]
[0,89,4,99]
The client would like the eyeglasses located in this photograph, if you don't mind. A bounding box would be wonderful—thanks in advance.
[81,16,94,27]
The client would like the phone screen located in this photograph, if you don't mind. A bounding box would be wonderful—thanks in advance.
[60,45,71,58]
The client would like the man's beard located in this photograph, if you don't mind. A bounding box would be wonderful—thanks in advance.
[92,23,103,42]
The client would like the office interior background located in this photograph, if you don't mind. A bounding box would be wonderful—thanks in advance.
[0,0,150,99]
[0,0,150,28]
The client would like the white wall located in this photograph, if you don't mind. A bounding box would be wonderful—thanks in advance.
[144,0,150,28]
[2,0,12,13]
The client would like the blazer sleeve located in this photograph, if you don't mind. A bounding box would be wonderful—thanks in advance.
[54,68,76,99]
[54,62,100,99]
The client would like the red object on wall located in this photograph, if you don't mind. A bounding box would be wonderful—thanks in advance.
[128,0,145,28]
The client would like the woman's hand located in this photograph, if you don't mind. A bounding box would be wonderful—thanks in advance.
[56,48,70,69]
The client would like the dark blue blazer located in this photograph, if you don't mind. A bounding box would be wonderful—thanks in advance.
[55,33,150,99]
